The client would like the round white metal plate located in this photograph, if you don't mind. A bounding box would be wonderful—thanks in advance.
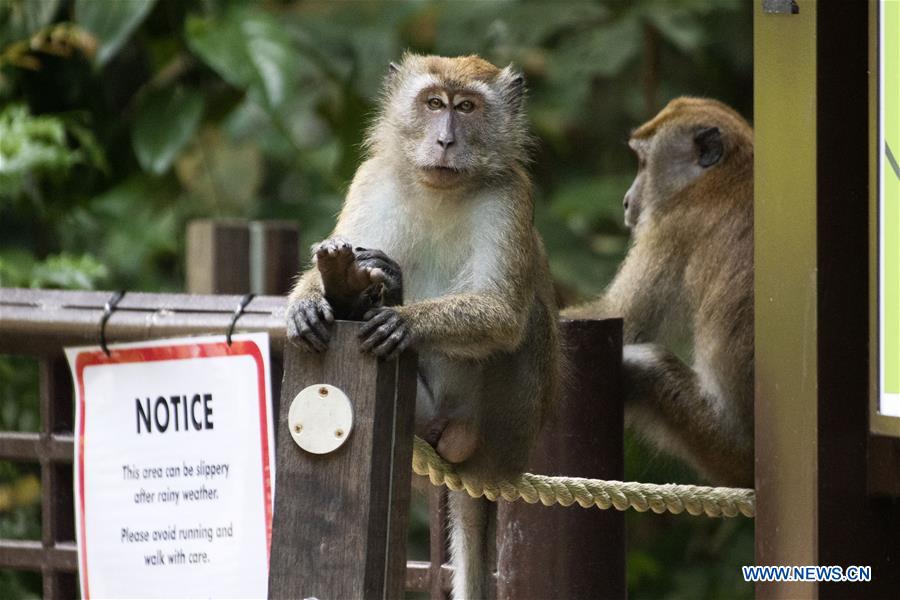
[288,384,353,454]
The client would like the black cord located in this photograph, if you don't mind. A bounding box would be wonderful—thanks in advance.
[227,293,255,346]
[99,290,126,357]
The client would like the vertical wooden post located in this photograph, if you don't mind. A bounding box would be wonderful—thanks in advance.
[268,322,417,599]
[186,219,298,295]
[249,221,300,295]
[496,318,625,599]
[39,356,77,600]
[186,220,251,294]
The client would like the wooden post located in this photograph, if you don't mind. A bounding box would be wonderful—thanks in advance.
[496,318,625,599]
[40,356,77,599]
[756,2,900,597]
[186,219,298,295]
[268,322,417,599]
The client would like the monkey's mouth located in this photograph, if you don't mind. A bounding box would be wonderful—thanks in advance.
[423,165,462,174]
[419,165,465,188]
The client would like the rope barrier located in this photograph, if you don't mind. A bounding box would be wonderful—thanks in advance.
[411,436,755,518]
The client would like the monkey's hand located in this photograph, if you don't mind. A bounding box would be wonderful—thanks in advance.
[315,239,403,320]
[359,306,412,360]
[286,296,334,352]
[353,247,403,308]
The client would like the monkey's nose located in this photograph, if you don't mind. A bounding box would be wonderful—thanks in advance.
[437,136,455,149]
[624,198,630,210]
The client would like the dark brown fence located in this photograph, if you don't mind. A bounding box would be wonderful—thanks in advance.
[0,219,625,598]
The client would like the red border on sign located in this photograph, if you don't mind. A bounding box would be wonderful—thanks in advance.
[74,340,273,600]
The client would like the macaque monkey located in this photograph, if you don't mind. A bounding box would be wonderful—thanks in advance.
[286,54,559,600]
[565,97,754,487]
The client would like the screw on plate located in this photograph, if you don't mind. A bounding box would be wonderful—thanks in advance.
[335,429,344,438]
[294,423,303,433]
[318,386,328,396]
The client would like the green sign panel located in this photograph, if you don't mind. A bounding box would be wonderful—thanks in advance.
[881,0,900,416]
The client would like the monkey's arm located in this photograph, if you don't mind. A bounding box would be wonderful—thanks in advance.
[562,236,674,344]
[623,343,753,486]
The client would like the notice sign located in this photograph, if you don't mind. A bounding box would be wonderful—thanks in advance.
[66,333,274,599]
[880,0,900,417]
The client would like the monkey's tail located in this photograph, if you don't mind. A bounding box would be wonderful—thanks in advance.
[449,491,496,600]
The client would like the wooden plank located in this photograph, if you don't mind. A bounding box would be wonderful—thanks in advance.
[868,435,900,496]
[39,357,77,600]
[187,219,299,296]
[496,318,624,600]
[268,321,416,600]
[0,540,77,571]
[250,220,300,295]
[754,3,819,597]
[0,433,74,463]
[0,290,288,355]
[40,358,75,550]
[186,220,251,294]
[406,561,453,594]
[815,2,900,597]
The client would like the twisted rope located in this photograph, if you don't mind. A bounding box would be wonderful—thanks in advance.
[411,436,755,518]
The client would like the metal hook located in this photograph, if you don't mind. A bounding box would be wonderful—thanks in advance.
[227,293,255,346]
[99,290,126,357]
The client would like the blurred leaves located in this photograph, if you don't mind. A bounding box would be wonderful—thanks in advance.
[0,249,108,288]
[0,0,59,45]
[0,103,97,200]
[186,9,296,114]
[74,0,156,66]
[175,126,262,214]
[133,86,204,174]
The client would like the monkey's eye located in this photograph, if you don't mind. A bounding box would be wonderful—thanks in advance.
[427,97,445,110]
[456,100,475,113]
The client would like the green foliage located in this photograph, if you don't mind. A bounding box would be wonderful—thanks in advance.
[0,0,60,45]
[133,86,204,174]
[0,1,753,597]
[74,0,157,66]
[0,103,85,198]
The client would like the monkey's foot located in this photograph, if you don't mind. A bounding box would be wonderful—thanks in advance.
[315,238,385,298]
[314,238,387,319]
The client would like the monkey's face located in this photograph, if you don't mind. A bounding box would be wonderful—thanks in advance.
[625,123,725,222]
[378,55,530,189]
[411,86,487,188]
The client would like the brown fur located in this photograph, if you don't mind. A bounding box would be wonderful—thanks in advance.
[565,97,754,487]
[421,54,501,83]
[287,54,558,600]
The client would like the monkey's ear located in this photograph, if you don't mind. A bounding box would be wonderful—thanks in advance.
[498,66,526,111]
[695,127,724,168]
[388,62,400,76]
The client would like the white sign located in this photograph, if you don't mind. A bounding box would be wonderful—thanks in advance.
[66,333,275,599]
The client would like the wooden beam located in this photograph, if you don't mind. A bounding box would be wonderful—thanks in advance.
[496,318,624,599]
[268,321,417,599]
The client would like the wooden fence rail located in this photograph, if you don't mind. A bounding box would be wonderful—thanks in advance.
[0,221,625,600]
[0,280,624,597]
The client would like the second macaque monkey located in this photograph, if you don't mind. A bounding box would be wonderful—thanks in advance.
[566,97,754,487]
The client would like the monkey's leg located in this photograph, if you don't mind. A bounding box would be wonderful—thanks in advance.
[623,343,753,487]
[449,492,496,600]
